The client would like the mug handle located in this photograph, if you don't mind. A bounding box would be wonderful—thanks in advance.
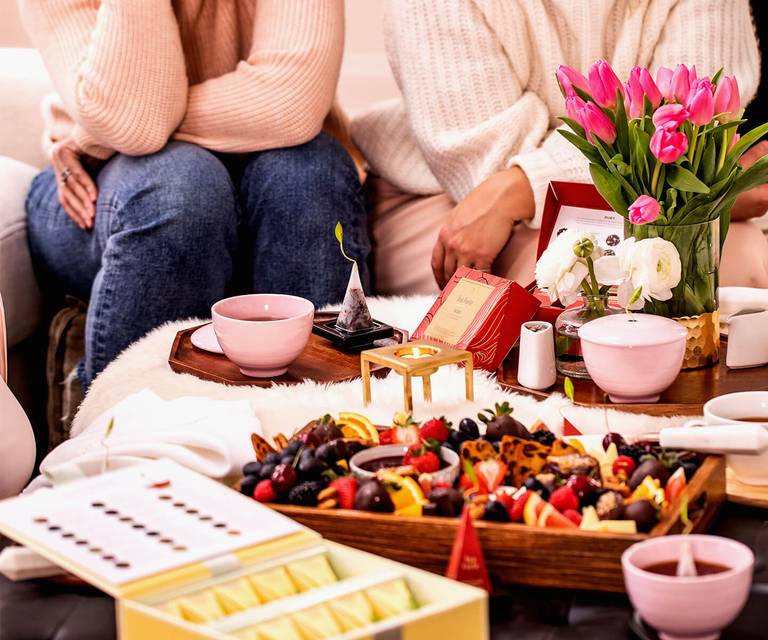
[660,422,768,455]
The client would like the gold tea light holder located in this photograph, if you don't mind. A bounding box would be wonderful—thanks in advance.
[360,340,474,413]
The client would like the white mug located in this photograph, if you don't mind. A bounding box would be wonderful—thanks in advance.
[660,391,768,485]
[727,308,768,369]
[518,321,557,390]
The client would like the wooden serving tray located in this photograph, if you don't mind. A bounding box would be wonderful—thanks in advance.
[498,339,768,417]
[168,313,407,387]
[272,455,725,593]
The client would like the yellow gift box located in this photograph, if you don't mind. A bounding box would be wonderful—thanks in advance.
[0,460,487,639]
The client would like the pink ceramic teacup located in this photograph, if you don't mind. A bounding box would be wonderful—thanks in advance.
[622,535,753,640]
[579,313,686,403]
[211,294,314,377]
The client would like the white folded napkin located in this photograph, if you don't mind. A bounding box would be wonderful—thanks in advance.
[37,389,261,485]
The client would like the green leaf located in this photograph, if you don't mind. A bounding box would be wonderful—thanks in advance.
[700,138,717,185]
[558,129,601,163]
[711,67,724,86]
[724,121,768,172]
[709,119,745,136]
[335,221,355,264]
[614,88,629,156]
[593,139,639,200]
[564,377,575,402]
[667,165,711,194]
[628,286,643,307]
[589,163,629,215]
[105,417,115,440]
[559,116,586,137]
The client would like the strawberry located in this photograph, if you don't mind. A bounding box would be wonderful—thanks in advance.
[473,459,508,493]
[458,474,475,491]
[330,477,357,510]
[612,455,637,478]
[509,490,531,522]
[393,425,421,445]
[419,417,452,443]
[378,428,394,445]
[404,439,441,473]
[564,509,583,526]
[253,479,277,503]
[549,486,579,513]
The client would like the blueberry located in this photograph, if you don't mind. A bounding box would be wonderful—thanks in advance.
[298,450,327,479]
[240,475,259,497]
[530,430,556,446]
[285,441,302,455]
[523,477,550,501]
[259,463,276,480]
[459,418,480,440]
[243,461,262,477]
[280,454,295,465]
[264,452,281,465]
[484,500,511,522]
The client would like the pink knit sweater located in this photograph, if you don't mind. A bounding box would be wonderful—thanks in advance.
[20,0,344,159]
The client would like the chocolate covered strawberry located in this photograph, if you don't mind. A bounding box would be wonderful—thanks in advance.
[478,402,529,441]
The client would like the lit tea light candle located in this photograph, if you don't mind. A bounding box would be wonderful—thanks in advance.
[400,347,434,359]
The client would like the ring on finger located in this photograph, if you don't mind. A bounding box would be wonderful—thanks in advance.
[60,168,72,184]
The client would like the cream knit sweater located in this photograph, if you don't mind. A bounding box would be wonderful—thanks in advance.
[19,0,344,159]
[351,0,760,228]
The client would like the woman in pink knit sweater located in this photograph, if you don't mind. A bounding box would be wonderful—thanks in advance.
[353,0,768,294]
[20,0,369,388]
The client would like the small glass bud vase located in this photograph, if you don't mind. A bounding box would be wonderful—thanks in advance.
[554,294,617,379]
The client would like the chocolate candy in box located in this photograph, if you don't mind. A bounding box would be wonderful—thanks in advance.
[0,460,487,640]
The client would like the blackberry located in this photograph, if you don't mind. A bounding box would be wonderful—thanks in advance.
[530,430,556,446]
[618,444,644,463]
[287,481,325,506]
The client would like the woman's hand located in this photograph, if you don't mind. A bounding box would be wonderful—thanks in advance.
[431,167,535,287]
[731,140,768,222]
[50,138,98,230]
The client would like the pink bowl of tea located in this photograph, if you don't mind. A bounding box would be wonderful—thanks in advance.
[212,294,314,377]
[622,534,753,640]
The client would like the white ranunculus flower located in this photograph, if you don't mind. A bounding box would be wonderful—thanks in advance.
[595,237,681,309]
[535,229,600,305]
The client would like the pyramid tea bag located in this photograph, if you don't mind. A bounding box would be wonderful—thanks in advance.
[335,223,373,332]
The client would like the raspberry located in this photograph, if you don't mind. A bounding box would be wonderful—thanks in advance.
[253,479,277,503]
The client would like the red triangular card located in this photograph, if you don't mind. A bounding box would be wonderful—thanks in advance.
[562,418,583,436]
[446,507,491,592]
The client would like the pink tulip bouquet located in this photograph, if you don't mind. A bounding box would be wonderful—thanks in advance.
[556,60,768,332]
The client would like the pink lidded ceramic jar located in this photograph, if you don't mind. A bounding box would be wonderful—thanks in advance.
[578,313,686,403]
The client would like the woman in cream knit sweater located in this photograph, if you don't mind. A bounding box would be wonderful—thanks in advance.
[21,0,369,388]
[352,0,768,294]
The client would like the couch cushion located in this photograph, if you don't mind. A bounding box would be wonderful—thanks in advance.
[0,156,43,348]
[0,48,51,170]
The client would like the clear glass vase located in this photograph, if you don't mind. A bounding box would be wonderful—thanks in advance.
[554,294,618,379]
[625,218,721,367]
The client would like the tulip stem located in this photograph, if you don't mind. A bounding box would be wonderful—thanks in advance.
[688,125,699,164]
[651,160,661,193]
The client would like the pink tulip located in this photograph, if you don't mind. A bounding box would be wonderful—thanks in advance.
[557,65,590,97]
[656,66,674,101]
[714,75,740,121]
[566,95,587,122]
[652,103,690,130]
[588,59,623,109]
[650,128,688,163]
[670,63,697,102]
[625,66,662,117]
[580,102,617,145]
[628,195,662,224]
[685,77,715,125]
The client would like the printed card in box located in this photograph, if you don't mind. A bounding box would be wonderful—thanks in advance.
[412,267,540,371]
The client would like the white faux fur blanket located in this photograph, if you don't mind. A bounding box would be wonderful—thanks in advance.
[71,296,689,443]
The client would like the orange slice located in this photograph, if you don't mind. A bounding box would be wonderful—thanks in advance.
[338,412,379,444]
[378,471,426,511]
[523,492,545,527]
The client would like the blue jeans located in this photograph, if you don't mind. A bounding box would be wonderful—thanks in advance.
[26,134,370,388]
